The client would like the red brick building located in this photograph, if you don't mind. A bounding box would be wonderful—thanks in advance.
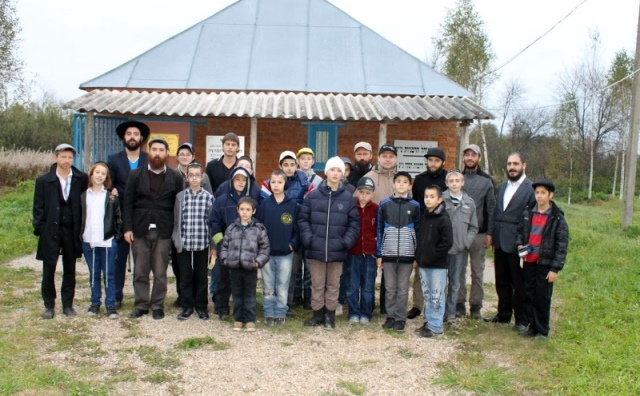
[67,0,491,182]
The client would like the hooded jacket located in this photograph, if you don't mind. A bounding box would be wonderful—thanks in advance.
[215,172,262,204]
[256,193,300,256]
[376,194,421,263]
[416,201,453,269]
[348,198,378,255]
[515,201,569,272]
[442,190,479,254]
[261,169,311,206]
[363,165,396,205]
[298,180,360,263]
[219,218,270,270]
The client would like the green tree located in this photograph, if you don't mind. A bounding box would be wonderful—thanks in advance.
[0,0,27,109]
[432,0,496,169]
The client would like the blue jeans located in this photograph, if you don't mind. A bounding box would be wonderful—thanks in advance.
[262,253,293,318]
[346,254,377,320]
[82,241,117,308]
[339,258,351,305]
[445,251,467,319]
[419,267,447,334]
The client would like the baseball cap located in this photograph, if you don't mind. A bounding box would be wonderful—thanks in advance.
[54,143,76,155]
[378,145,397,155]
[177,142,194,155]
[462,144,481,155]
[424,147,446,161]
[296,147,314,158]
[279,151,297,164]
[340,157,352,166]
[354,142,372,152]
[357,176,375,191]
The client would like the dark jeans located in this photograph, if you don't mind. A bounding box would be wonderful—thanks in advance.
[523,263,554,336]
[291,247,311,301]
[170,245,182,301]
[230,268,257,323]
[494,248,527,325]
[379,270,386,314]
[177,249,209,311]
[338,258,351,305]
[42,233,76,309]
[114,239,131,302]
[213,261,231,314]
[346,254,377,320]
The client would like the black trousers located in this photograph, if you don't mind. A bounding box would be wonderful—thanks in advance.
[177,249,209,311]
[494,248,527,325]
[230,268,258,323]
[523,263,554,336]
[213,263,231,314]
[42,233,76,309]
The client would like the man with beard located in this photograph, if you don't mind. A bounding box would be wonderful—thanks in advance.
[484,152,535,332]
[406,147,447,319]
[124,137,184,320]
[347,142,374,187]
[206,132,240,195]
[107,120,149,308]
[457,144,496,319]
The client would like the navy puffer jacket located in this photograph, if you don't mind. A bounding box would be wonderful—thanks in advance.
[298,181,360,262]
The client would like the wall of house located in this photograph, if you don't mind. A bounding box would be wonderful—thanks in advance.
[192,117,458,183]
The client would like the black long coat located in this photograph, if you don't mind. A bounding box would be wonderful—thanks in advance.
[32,164,88,262]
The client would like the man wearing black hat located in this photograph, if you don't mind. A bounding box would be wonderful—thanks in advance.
[123,137,184,320]
[206,132,240,195]
[33,144,88,319]
[407,146,448,319]
[107,120,150,309]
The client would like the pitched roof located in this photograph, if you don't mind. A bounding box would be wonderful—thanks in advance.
[80,0,473,98]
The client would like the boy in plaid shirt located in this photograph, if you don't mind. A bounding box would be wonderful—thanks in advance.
[172,163,215,320]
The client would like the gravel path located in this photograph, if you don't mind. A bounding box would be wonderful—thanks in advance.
[6,253,495,395]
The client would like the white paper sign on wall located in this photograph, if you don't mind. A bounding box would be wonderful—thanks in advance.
[394,140,438,177]
[206,135,245,164]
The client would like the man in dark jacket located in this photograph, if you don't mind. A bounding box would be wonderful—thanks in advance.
[33,144,88,319]
[347,142,374,187]
[407,147,448,320]
[299,157,360,329]
[485,152,535,332]
[107,120,149,309]
[206,132,240,194]
[459,144,496,319]
[123,137,184,320]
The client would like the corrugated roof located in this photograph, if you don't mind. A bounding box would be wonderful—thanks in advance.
[65,89,493,121]
[79,0,473,98]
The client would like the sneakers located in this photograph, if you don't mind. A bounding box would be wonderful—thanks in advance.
[445,316,457,327]
[470,305,482,320]
[63,307,77,317]
[359,317,370,325]
[274,318,286,326]
[392,320,406,332]
[42,308,54,320]
[414,324,426,334]
[419,326,435,338]
[335,305,343,316]
[519,326,538,338]
[382,317,395,329]
[406,307,421,319]
[349,316,360,325]
[130,308,149,318]
[245,322,256,332]
[106,308,119,319]
[455,303,466,318]
[233,322,243,331]
[265,317,275,326]
[87,305,100,315]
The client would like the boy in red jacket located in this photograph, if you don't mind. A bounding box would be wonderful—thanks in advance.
[346,177,379,325]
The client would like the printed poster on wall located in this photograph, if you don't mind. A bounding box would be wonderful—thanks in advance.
[206,135,245,164]
[394,139,438,177]
[148,133,180,156]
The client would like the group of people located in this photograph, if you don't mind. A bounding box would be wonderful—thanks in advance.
[32,120,568,339]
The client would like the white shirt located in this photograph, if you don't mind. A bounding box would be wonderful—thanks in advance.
[503,174,526,209]
[82,188,113,247]
[56,168,73,201]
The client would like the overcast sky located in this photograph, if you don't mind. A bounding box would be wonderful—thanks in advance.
[15,0,638,112]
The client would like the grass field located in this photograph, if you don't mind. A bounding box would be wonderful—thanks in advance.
[0,185,638,394]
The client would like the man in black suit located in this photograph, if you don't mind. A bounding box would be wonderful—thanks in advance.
[485,152,535,332]
[107,121,149,308]
[123,137,184,320]
[33,144,88,319]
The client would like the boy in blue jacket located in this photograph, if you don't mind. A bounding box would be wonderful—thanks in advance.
[257,170,300,325]
[298,157,359,329]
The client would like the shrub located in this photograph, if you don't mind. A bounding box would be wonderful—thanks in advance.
[0,148,52,187]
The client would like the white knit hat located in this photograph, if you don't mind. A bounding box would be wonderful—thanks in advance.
[324,156,345,175]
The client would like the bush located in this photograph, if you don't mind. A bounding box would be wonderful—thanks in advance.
[0,148,52,187]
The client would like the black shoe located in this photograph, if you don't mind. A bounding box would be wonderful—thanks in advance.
[292,296,304,308]
[483,315,510,324]
[114,300,122,310]
[197,310,209,320]
[42,308,54,319]
[274,318,285,326]
[380,309,387,315]
[455,303,466,318]
[414,324,426,334]
[392,320,406,332]
[130,308,149,318]
[172,298,182,308]
[87,305,100,315]
[324,310,336,330]
[419,326,435,338]
[265,317,275,326]
[512,323,527,332]
[406,307,421,320]
[470,305,482,320]
[382,317,395,329]
[152,309,165,320]
[304,309,325,327]
[63,307,77,317]
[218,312,230,321]
[106,308,119,319]
[303,299,312,310]
[519,326,538,337]
[177,308,194,320]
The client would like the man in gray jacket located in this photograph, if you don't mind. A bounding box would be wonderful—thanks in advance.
[459,144,496,319]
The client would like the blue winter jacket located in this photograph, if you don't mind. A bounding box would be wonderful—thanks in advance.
[298,181,360,262]
[261,169,310,205]
[256,194,300,256]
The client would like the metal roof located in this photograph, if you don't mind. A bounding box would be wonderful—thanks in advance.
[79,0,473,98]
[66,89,493,121]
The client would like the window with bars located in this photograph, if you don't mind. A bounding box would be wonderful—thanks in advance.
[304,122,343,172]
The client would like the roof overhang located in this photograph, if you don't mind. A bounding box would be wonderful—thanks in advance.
[65,89,494,122]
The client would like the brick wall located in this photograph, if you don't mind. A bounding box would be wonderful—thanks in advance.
[193,117,458,182]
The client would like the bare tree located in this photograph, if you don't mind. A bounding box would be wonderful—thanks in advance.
[497,78,526,137]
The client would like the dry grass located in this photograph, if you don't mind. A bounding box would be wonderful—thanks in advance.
[0,148,53,186]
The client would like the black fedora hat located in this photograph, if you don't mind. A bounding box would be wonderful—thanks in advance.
[116,120,150,141]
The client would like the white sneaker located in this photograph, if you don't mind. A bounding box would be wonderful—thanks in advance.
[359,317,370,325]
[349,316,360,325]
[335,305,343,316]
